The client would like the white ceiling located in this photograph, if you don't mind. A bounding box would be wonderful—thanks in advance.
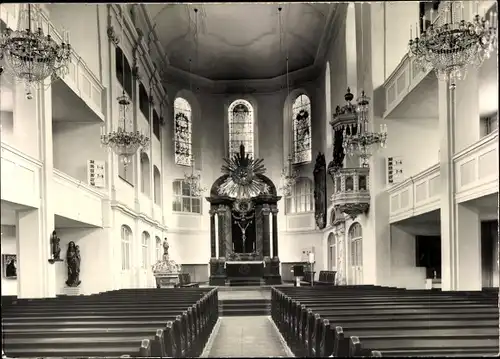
[145,3,335,81]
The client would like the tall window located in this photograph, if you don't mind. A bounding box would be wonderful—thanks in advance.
[328,233,337,270]
[153,165,161,205]
[115,47,133,98]
[285,177,314,214]
[228,99,254,158]
[140,152,151,196]
[153,109,161,139]
[121,225,132,271]
[174,97,192,166]
[349,223,363,285]
[172,179,201,214]
[155,236,162,261]
[139,83,150,121]
[141,231,150,269]
[292,94,312,164]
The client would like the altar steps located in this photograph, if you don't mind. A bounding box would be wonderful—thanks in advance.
[228,278,263,287]
[219,299,270,317]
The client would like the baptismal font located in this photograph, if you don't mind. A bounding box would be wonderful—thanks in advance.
[152,238,181,288]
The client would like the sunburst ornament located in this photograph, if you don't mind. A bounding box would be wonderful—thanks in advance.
[218,144,269,199]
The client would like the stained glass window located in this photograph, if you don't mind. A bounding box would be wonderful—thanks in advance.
[174,97,192,166]
[228,99,254,158]
[292,94,312,164]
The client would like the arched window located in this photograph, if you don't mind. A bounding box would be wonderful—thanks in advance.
[172,179,201,214]
[348,223,363,285]
[155,236,162,261]
[141,231,150,269]
[292,94,312,164]
[121,225,132,271]
[328,232,337,271]
[174,97,192,166]
[153,165,161,205]
[228,99,254,158]
[285,177,314,214]
[140,152,151,196]
[139,82,150,121]
[115,46,133,98]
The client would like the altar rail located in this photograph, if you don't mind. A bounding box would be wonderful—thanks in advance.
[453,131,499,203]
[388,164,440,223]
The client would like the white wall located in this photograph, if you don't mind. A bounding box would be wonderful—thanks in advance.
[52,122,108,183]
[1,225,17,295]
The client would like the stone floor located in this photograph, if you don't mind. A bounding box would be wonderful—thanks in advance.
[202,316,293,357]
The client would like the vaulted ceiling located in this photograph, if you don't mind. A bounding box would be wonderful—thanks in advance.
[144,3,337,81]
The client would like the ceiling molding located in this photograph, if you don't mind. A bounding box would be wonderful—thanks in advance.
[161,63,322,95]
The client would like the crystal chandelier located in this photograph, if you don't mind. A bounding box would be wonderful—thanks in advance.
[219,144,269,199]
[0,4,72,99]
[409,1,497,89]
[184,155,206,197]
[278,6,297,196]
[342,91,387,167]
[101,94,149,166]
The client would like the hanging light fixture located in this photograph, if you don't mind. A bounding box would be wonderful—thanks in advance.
[409,1,497,89]
[181,7,206,197]
[342,91,387,167]
[0,4,72,99]
[101,5,149,166]
[278,6,298,197]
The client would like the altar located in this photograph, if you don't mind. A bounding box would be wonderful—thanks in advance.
[206,147,282,286]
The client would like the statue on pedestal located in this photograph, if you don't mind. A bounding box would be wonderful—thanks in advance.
[66,241,81,287]
[50,231,61,261]
[152,238,181,288]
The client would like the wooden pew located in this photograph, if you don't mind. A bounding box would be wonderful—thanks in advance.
[2,288,219,358]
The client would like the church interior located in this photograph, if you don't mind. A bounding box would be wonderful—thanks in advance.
[0,2,499,358]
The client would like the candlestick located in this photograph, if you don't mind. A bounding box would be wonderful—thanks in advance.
[422,15,426,31]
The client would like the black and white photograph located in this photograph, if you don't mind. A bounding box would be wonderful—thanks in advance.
[0,1,498,358]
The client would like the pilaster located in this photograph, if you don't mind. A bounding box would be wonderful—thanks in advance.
[262,204,271,257]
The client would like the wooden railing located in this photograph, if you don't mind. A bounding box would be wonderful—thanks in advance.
[388,164,441,223]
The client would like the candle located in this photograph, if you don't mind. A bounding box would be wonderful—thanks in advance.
[461,1,464,21]
[410,24,412,39]
[430,8,434,24]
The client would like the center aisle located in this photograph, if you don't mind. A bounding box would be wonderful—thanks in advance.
[201,316,293,357]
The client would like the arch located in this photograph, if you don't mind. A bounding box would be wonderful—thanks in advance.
[140,152,151,196]
[285,177,314,214]
[120,225,132,271]
[292,94,312,164]
[115,46,133,98]
[228,99,255,159]
[174,96,192,166]
[153,165,161,205]
[283,88,312,164]
[141,231,150,269]
[155,236,162,262]
[209,174,277,198]
[348,222,363,285]
[138,81,150,121]
[327,232,337,271]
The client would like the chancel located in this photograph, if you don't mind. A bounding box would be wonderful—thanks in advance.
[0,2,498,358]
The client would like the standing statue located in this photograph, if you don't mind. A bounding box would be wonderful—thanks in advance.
[50,230,61,261]
[163,238,169,257]
[65,241,81,287]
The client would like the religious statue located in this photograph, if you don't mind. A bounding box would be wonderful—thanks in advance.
[163,238,169,257]
[50,230,61,261]
[65,241,81,287]
[232,199,255,253]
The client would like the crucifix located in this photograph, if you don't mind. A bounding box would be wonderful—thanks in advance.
[232,200,255,253]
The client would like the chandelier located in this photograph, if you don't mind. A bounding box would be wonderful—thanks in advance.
[0,4,72,99]
[100,93,149,166]
[342,91,387,167]
[280,154,298,197]
[278,6,297,196]
[184,155,206,197]
[409,1,497,88]
[218,143,269,199]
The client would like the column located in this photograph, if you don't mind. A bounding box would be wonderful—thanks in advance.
[262,204,271,257]
[217,206,226,258]
[209,208,216,258]
[271,206,279,258]
[455,204,481,290]
[132,50,141,213]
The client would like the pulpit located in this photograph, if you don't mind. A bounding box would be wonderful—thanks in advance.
[206,174,282,286]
